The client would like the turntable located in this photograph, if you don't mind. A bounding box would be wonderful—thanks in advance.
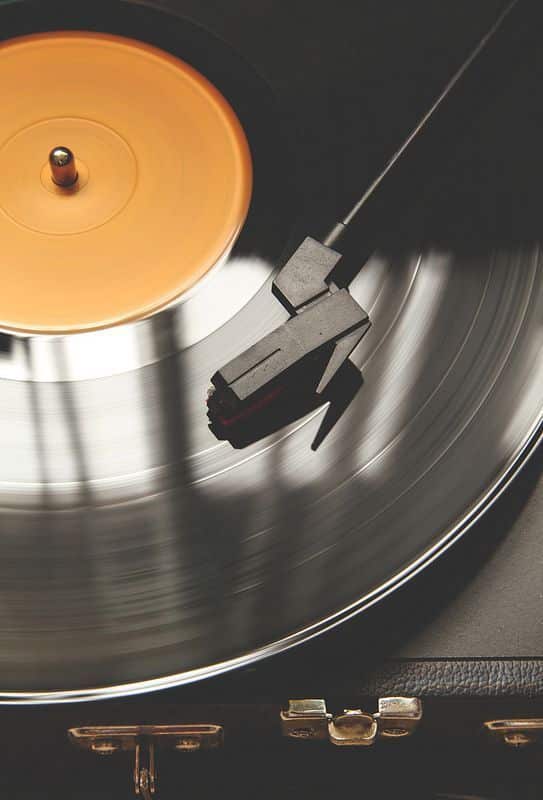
[0,0,541,797]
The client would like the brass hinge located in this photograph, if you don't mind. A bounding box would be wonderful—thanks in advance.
[281,697,423,746]
[69,724,224,799]
[484,719,543,748]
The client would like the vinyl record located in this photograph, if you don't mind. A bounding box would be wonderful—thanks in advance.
[0,0,540,702]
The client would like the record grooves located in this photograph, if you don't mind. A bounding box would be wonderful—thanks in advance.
[0,0,540,703]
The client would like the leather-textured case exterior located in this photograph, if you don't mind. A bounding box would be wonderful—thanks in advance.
[358,659,543,698]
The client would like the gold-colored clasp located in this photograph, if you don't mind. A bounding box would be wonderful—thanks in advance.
[329,710,378,746]
[134,741,156,800]
[281,697,422,746]
[69,724,224,798]
[374,696,423,738]
[279,699,332,741]
[484,719,543,748]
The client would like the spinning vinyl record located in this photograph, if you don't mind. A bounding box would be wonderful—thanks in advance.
[0,0,540,701]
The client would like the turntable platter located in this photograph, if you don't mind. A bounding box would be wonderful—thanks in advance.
[0,0,541,701]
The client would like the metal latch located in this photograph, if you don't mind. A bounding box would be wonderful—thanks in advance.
[69,724,224,799]
[484,719,543,748]
[281,697,422,746]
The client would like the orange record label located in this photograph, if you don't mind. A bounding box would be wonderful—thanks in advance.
[0,32,253,333]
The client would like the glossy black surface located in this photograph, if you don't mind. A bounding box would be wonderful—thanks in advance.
[0,0,541,699]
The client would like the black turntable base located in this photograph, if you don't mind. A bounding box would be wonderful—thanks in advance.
[0,0,542,794]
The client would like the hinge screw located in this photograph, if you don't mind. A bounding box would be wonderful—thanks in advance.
[289,727,316,739]
[503,732,535,748]
[382,727,409,738]
[175,738,201,752]
[90,741,119,756]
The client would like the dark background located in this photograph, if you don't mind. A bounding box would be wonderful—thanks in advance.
[1,0,543,796]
